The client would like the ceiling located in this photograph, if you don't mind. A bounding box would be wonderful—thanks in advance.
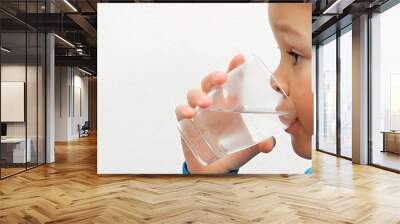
[312,0,393,44]
[0,0,397,74]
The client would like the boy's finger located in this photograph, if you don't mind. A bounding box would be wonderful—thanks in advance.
[187,88,211,108]
[175,104,195,121]
[201,71,227,93]
[255,137,276,153]
[227,54,245,72]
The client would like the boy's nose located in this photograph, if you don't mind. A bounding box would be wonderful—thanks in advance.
[270,71,289,97]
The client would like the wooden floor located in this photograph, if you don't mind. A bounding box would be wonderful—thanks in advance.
[1,167,26,178]
[1,163,44,178]
[372,151,400,171]
[1,135,400,224]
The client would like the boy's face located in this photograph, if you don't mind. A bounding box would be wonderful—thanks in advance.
[268,4,313,159]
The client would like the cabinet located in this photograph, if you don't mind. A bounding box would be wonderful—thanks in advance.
[382,132,400,154]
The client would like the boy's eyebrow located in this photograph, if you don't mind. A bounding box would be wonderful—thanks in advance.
[274,23,304,39]
[274,22,310,53]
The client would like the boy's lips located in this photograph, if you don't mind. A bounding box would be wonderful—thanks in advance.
[278,115,299,134]
[284,119,299,134]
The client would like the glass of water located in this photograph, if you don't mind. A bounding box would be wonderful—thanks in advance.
[178,55,295,165]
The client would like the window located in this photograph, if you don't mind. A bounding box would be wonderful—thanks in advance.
[0,1,47,179]
[370,3,400,171]
[340,28,352,158]
[317,36,337,154]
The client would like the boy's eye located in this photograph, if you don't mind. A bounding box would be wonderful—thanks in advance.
[288,51,301,65]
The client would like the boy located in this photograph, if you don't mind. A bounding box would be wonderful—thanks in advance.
[175,3,312,174]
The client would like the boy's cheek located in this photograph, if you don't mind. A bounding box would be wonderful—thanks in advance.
[288,64,313,135]
[300,96,314,135]
[293,90,313,135]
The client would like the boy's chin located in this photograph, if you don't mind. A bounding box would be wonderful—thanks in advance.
[291,133,312,160]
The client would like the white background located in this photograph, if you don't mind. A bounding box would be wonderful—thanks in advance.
[97,3,311,174]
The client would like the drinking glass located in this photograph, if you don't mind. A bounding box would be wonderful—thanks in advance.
[178,55,295,165]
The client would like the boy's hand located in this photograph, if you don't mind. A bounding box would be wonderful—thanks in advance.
[175,54,276,174]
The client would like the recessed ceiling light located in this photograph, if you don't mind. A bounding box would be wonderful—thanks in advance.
[54,34,75,48]
[322,0,354,14]
[78,67,93,76]
[1,47,11,53]
[63,0,78,12]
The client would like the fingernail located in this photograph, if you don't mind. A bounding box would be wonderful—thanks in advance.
[198,95,210,105]
[184,107,194,115]
[271,137,276,147]
[214,73,225,81]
